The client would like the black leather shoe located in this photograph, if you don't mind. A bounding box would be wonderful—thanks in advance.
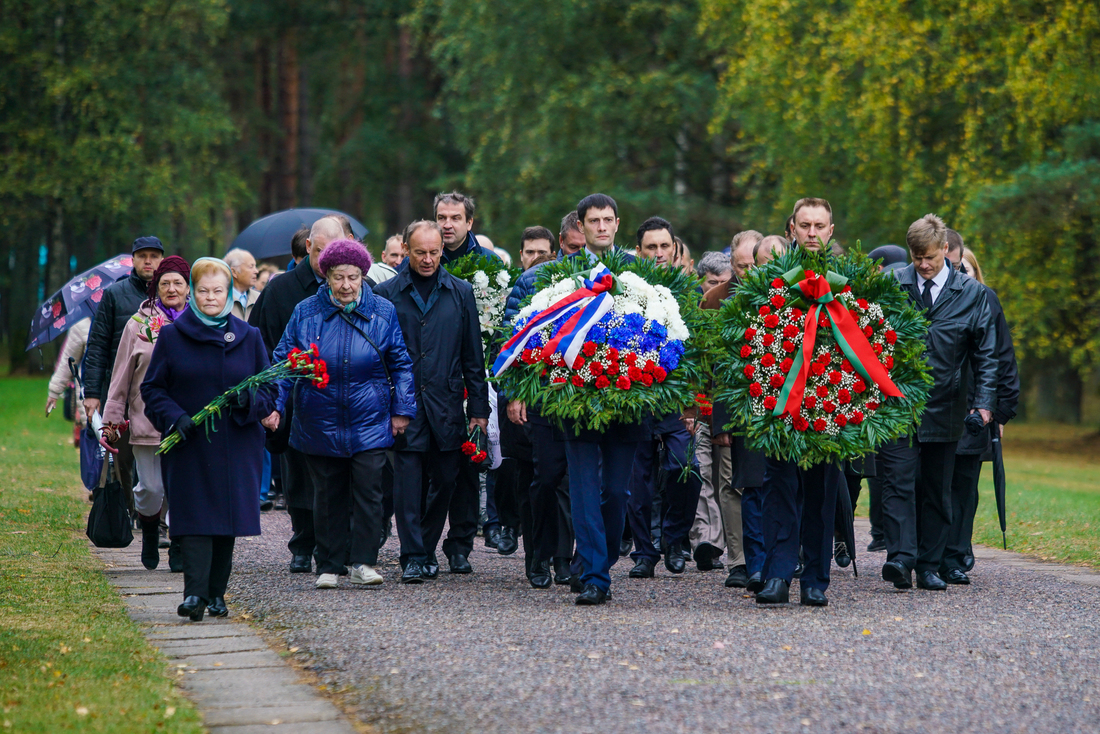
[917,570,948,590]
[529,560,552,589]
[962,550,975,572]
[140,520,160,570]
[629,557,656,578]
[273,493,287,511]
[167,538,183,573]
[693,542,724,571]
[663,542,686,574]
[423,555,440,579]
[575,584,607,605]
[943,568,970,585]
[793,549,805,578]
[866,537,887,552]
[177,596,206,622]
[484,525,501,550]
[289,554,312,573]
[260,498,274,512]
[619,538,633,557]
[724,565,749,588]
[800,587,828,606]
[553,558,571,585]
[834,541,851,568]
[207,597,228,617]
[569,574,584,593]
[881,560,913,589]
[401,561,425,584]
[746,571,765,593]
[755,578,790,604]
[497,526,519,556]
[448,554,473,574]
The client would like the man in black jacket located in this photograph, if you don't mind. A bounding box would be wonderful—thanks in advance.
[82,236,164,491]
[940,231,1019,583]
[249,216,345,573]
[879,215,999,591]
[374,220,489,582]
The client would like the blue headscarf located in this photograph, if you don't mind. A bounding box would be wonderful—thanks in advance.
[188,257,235,328]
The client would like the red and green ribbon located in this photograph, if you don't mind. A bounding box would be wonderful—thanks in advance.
[773,267,903,418]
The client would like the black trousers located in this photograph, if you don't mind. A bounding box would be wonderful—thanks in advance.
[761,457,840,591]
[180,535,235,601]
[393,433,463,566]
[942,453,983,572]
[303,450,387,574]
[282,448,316,559]
[866,476,885,542]
[878,437,958,574]
[528,421,574,563]
[444,461,480,558]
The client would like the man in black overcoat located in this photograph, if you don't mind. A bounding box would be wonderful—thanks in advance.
[373,220,489,582]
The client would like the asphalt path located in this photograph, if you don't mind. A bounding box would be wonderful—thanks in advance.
[228,512,1100,734]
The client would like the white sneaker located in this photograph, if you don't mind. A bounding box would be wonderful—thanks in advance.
[315,573,339,589]
[348,564,383,586]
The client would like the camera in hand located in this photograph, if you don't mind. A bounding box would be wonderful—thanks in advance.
[964,412,985,436]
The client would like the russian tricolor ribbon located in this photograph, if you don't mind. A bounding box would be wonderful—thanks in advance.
[493,265,617,377]
[774,268,903,417]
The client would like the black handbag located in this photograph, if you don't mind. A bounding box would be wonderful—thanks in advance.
[86,453,133,548]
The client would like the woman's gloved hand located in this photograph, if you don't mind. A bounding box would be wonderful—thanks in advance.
[173,415,198,442]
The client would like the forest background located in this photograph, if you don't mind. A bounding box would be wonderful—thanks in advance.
[1,0,1098,422]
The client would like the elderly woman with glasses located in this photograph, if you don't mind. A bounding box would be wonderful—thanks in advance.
[142,257,278,622]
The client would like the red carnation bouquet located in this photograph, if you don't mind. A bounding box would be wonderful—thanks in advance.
[157,344,328,454]
[461,425,490,469]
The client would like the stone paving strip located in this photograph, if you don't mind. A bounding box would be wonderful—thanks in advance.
[95,543,359,734]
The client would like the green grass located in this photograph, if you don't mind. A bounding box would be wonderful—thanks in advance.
[0,377,203,733]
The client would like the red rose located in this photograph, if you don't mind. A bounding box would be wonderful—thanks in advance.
[763,396,777,410]
[823,401,836,414]
[590,362,605,376]
[461,441,477,456]
[759,305,771,316]
[572,356,585,370]
[641,374,654,387]
[769,373,785,389]
[770,294,786,309]
[834,414,848,428]
[838,388,852,404]
[744,328,757,341]
[780,357,794,373]
[761,353,776,368]
[811,363,826,377]
[762,333,775,347]
[803,395,817,410]
[857,298,869,310]
[783,324,799,338]
[595,375,611,389]
[749,382,764,397]
[793,415,809,431]
[853,379,867,393]
[828,371,841,385]
[863,325,874,338]
[840,359,853,373]
[652,366,667,382]
[764,314,780,329]
[628,366,644,381]
[885,330,897,345]
[771,277,785,288]
[813,418,827,432]
[782,340,797,354]
[816,385,829,398]
[743,365,756,378]
[582,341,597,357]
[616,376,631,390]
[849,411,864,425]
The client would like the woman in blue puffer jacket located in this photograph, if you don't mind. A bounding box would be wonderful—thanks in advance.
[270,239,416,589]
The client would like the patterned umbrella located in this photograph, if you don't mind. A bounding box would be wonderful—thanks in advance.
[26,254,133,351]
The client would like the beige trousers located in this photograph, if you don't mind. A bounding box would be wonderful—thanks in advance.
[690,421,733,559]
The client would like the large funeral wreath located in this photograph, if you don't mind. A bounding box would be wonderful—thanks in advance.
[713,246,931,467]
[492,251,709,432]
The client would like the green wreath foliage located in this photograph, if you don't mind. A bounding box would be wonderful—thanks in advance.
[493,250,709,432]
[713,245,932,467]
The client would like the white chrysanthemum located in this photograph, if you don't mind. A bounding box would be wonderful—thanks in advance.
[472,271,489,289]
[496,270,511,288]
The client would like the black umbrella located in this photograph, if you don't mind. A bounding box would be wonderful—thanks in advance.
[836,475,858,577]
[230,208,369,259]
[991,422,1007,549]
[26,254,133,351]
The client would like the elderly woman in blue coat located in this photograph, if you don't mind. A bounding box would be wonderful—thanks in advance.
[271,240,416,589]
[142,258,278,622]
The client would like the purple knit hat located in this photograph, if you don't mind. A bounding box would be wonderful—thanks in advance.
[318,239,373,275]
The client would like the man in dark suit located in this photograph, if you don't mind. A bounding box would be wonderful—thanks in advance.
[249,216,350,573]
[878,214,998,591]
[374,220,490,583]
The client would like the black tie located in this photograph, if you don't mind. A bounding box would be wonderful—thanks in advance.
[921,279,934,310]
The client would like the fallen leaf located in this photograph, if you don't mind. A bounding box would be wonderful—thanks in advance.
[782,645,792,651]
[288,647,299,653]
[670,629,679,634]
[75,707,89,717]
[862,629,872,636]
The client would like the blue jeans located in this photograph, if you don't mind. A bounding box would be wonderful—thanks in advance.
[565,439,638,591]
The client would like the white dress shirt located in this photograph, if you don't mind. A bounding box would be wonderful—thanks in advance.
[920,262,951,306]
